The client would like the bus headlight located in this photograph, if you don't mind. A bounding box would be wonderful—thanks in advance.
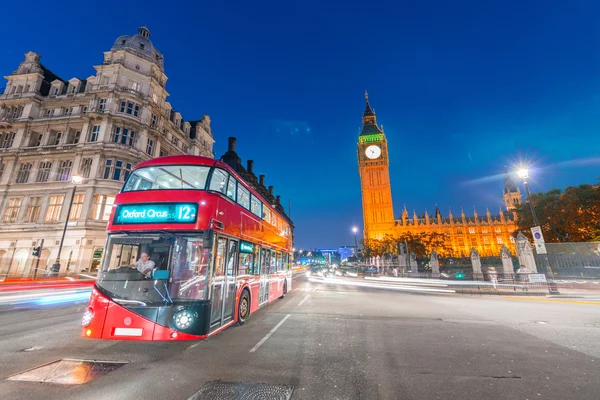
[82,308,94,327]
[173,309,194,330]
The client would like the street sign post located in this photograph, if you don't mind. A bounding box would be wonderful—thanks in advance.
[530,226,547,254]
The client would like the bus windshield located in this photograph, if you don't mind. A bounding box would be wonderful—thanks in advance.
[96,234,210,306]
[122,165,210,192]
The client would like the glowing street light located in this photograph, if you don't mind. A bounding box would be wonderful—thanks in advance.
[517,168,529,180]
[515,168,538,226]
[352,226,359,254]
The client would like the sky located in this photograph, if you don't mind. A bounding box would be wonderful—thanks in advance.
[1,0,600,249]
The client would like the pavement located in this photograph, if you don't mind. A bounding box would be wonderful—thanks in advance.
[0,275,599,399]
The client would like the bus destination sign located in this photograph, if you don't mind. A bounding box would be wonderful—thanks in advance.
[240,241,254,253]
[114,203,198,225]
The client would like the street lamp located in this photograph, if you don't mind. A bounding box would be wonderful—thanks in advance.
[517,167,559,293]
[51,175,83,275]
[352,226,359,253]
[517,168,539,226]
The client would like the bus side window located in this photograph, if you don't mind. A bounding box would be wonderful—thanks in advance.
[226,176,237,201]
[252,247,261,275]
[269,251,277,274]
[209,169,228,194]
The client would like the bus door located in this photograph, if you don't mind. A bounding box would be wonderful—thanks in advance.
[259,249,270,306]
[210,237,238,330]
[221,239,238,325]
[210,237,226,329]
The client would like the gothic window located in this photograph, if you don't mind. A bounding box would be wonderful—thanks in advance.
[468,227,476,234]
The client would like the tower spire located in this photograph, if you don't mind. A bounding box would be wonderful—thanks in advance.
[360,91,382,135]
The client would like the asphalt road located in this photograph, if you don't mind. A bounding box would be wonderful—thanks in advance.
[0,275,599,400]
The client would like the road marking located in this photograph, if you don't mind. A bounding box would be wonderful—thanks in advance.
[298,295,310,306]
[504,297,600,305]
[187,343,201,350]
[312,287,318,292]
[249,314,291,353]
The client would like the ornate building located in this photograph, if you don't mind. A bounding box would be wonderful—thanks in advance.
[357,93,521,256]
[0,27,214,276]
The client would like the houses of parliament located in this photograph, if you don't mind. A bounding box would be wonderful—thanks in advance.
[357,93,521,257]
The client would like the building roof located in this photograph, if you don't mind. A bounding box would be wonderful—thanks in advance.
[504,168,519,193]
[360,91,383,135]
[112,27,164,70]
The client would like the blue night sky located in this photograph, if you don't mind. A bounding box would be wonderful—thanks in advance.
[2,1,599,249]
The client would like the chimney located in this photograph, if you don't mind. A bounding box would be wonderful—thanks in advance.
[268,186,274,196]
[276,195,281,205]
[259,174,265,186]
[247,160,254,174]
[228,137,237,152]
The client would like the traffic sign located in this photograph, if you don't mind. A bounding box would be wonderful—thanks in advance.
[530,226,547,254]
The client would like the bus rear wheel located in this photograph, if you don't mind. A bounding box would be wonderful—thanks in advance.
[238,290,250,325]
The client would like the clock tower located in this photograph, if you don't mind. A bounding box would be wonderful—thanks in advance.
[357,92,395,241]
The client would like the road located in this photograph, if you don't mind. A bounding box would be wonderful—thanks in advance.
[0,275,599,399]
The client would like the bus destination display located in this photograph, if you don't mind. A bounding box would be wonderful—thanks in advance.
[114,203,198,224]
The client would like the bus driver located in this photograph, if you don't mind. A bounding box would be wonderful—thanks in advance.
[133,251,155,278]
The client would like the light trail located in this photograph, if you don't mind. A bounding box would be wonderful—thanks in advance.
[308,277,456,293]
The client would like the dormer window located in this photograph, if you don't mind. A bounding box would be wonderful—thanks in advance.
[139,43,145,50]
[53,87,59,96]
[121,40,126,45]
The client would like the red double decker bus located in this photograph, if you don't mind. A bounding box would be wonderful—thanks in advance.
[81,155,293,341]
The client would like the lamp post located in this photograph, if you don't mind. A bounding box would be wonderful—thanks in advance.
[516,168,559,294]
[352,226,359,252]
[517,169,539,226]
[51,175,83,275]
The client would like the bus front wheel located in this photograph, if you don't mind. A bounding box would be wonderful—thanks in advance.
[238,290,250,325]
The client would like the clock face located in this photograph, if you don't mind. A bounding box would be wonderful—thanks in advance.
[365,145,382,159]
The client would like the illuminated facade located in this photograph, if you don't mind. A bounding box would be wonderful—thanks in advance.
[357,94,521,256]
[0,27,214,276]
[357,92,395,241]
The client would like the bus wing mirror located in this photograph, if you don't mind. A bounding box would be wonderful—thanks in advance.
[152,270,170,280]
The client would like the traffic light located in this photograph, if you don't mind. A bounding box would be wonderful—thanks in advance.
[32,246,41,257]
[455,272,464,280]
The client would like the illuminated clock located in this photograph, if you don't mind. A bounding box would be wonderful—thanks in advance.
[365,145,382,159]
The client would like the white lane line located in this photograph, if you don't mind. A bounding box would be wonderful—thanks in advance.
[249,314,291,353]
[187,342,201,350]
[312,287,318,292]
[298,295,310,306]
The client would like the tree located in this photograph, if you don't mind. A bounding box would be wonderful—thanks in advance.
[515,184,600,242]
[396,232,453,258]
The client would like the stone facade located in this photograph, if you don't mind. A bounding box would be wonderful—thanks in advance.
[0,27,214,276]
[357,94,521,257]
